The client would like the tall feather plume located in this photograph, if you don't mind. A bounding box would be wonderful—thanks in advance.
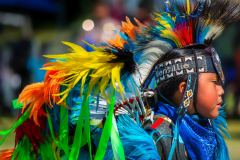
[151,0,240,48]
[201,0,240,43]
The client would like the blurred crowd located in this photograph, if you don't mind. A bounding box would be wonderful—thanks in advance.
[0,0,240,119]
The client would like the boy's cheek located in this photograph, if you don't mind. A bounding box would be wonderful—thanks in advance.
[196,99,218,118]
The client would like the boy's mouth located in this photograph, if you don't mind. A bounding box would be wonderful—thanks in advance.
[217,101,222,105]
[216,101,223,108]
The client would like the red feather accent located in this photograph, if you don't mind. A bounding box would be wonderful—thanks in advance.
[174,20,193,47]
[15,107,46,151]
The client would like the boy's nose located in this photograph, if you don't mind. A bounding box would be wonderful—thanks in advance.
[218,85,224,96]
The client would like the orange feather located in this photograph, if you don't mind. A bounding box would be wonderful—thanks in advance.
[18,82,46,125]
[18,70,63,125]
[108,17,144,48]
[0,149,14,160]
[108,34,126,48]
[121,17,137,40]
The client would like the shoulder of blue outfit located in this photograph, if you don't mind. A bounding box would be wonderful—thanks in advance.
[150,102,188,159]
[144,114,187,160]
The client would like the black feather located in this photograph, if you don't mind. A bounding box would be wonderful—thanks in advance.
[198,0,240,43]
[203,0,240,24]
[106,47,136,74]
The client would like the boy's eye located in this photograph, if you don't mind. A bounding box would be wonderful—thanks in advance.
[212,80,220,85]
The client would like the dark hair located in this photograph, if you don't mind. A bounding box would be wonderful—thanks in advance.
[155,45,209,105]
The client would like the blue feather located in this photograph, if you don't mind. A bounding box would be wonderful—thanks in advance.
[114,114,160,160]
[197,26,210,43]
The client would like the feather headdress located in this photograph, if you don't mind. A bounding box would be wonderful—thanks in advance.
[1,0,240,159]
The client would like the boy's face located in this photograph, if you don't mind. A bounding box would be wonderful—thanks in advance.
[196,73,224,119]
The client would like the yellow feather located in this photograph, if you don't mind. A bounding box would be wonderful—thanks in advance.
[80,70,89,95]
[53,87,70,96]
[91,65,111,77]
[73,70,89,86]
[43,53,75,60]
[62,41,87,54]
[187,0,191,15]
[87,76,101,96]
[160,30,182,47]
[111,64,124,94]
[82,41,105,52]
[114,65,124,94]
[159,19,172,29]
[42,42,125,103]
[57,90,70,104]
[99,76,110,96]
[61,75,78,83]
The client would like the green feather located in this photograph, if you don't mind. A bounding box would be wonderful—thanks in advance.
[94,93,116,160]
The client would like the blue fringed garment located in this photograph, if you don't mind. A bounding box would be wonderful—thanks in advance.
[155,102,229,160]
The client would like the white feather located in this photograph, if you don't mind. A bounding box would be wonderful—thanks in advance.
[205,24,224,41]
[133,40,172,87]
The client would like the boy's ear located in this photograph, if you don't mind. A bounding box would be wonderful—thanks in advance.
[173,81,187,105]
[178,82,187,95]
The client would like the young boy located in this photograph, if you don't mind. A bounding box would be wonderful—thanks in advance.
[136,45,228,160]
[0,0,239,159]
